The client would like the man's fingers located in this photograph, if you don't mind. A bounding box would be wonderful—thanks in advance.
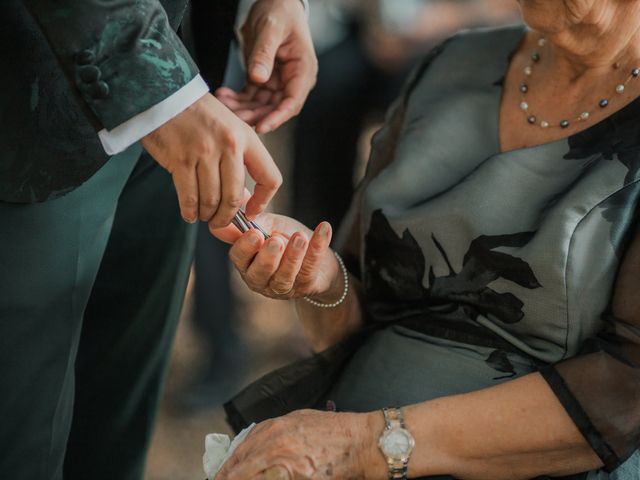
[244,137,282,219]
[256,90,303,134]
[248,20,282,84]
[256,62,315,133]
[172,168,199,223]
[236,105,277,126]
[197,160,221,221]
[216,96,266,113]
[211,152,245,228]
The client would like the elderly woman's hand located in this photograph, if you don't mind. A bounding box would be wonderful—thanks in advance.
[212,212,343,302]
[214,409,383,480]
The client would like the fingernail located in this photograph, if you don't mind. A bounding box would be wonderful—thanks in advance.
[183,216,197,224]
[293,235,306,249]
[267,239,281,254]
[252,64,269,80]
[319,223,330,236]
[248,232,260,246]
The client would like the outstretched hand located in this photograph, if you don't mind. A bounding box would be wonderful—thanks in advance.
[215,0,317,133]
[211,211,342,302]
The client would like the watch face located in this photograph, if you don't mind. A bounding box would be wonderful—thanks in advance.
[380,428,414,460]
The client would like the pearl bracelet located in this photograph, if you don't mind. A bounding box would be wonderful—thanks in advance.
[303,251,349,308]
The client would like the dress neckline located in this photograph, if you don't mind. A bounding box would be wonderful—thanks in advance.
[493,25,640,156]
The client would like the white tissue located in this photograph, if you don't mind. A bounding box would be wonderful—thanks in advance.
[203,423,256,479]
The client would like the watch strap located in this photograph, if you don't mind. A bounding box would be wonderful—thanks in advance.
[389,462,409,479]
[382,407,409,480]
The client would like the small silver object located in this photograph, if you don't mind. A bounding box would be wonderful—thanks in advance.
[231,209,270,239]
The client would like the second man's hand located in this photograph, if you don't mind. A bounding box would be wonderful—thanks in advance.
[141,93,282,229]
[215,0,317,133]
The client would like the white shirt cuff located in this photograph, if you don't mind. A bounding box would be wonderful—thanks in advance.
[98,74,210,156]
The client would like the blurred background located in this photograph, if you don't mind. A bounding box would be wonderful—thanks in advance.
[144,1,521,478]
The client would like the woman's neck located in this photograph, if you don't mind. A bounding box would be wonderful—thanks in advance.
[540,3,640,86]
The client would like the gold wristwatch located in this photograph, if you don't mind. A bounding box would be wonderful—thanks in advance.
[378,407,415,480]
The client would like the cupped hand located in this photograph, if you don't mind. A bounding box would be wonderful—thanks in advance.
[211,212,342,302]
[214,409,382,480]
[215,0,317,133]
[141,93,282,227]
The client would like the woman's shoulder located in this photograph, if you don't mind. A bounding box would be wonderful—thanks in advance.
[403,24,526,103]
[449,24,526,49]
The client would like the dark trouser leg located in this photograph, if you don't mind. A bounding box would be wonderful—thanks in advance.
[64,152,197,480]
[0,147,141,480]
[176,226,245,409]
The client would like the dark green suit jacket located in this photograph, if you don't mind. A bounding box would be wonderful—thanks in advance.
[1,0,237,203]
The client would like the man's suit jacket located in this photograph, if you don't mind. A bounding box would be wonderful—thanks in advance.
[1,0,238,203]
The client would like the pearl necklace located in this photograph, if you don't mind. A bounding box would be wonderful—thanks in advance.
[519,37,640,129]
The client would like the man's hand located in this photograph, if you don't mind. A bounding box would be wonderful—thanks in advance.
[141,93,282,228]
[215,0,317,134]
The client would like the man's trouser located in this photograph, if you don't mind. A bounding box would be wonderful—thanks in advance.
[0,145,197,480]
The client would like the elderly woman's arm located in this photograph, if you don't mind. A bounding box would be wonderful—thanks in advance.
[213,370,602,479]
[388,373,603,478]
[395,227,640,478]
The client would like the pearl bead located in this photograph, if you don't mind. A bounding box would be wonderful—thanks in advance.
[527,115,536,124]
[580,111,590,120]
[524,66,532,76]
[540,121,549,128]
[520,101,529,110]
[560,120,570,129]
[599,99,609,108]
[616,84,625,94]
[538,38,546,47]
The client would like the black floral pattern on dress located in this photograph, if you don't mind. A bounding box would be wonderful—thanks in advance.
[365,209,541,324]
[485,350,516,380]
[364,209,542,374]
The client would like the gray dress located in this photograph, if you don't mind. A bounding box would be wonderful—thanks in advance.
[328,26,640,479]
[226,26,640,479]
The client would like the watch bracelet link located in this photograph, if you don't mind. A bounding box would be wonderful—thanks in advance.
[382,407,410,480]
[383,406,406,429]
[389,463,409,479]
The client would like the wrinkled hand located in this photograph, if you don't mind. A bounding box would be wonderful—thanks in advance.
[214,410,379,480]
[215,0,317,133]
[141,93,282,227]
[212,212,342,302]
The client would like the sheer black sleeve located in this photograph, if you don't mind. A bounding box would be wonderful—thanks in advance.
[541,220,640,471]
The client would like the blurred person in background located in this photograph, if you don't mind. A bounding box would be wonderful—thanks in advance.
[293,0,520,230]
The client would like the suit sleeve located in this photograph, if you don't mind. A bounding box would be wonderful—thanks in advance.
[22,0,200,131]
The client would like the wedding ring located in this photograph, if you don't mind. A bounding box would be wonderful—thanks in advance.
[270,284,294,296]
